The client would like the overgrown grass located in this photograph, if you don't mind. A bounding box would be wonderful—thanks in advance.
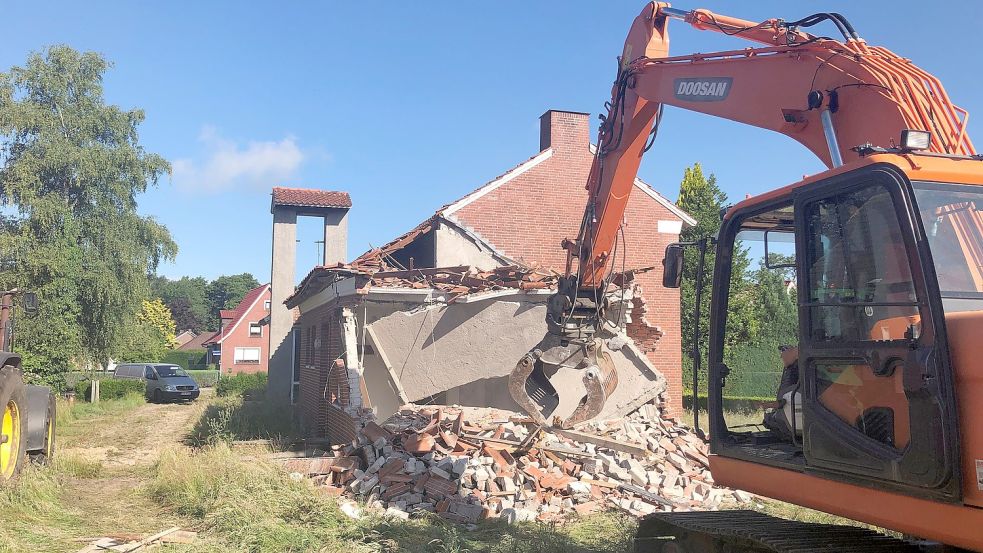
[148,443,636,553]
[187,395,296,446]
[0,465,82,551]
[57,392,146,424]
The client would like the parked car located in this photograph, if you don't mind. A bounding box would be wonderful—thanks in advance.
[113,363,201,403]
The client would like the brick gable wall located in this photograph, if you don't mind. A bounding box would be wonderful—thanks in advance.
[218,288,272,375]
[452,111,684,412]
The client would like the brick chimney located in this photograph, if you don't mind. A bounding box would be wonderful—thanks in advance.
[539,109,590,152]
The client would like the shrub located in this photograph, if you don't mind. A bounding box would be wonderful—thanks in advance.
[74,379,146,401]
[216,372,267,398]
[186,370,220,388]
[161,349,207,370]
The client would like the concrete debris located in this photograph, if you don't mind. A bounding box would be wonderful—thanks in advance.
[369,265,557,302]
[275,403,752,524]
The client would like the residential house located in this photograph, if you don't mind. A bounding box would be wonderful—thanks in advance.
[281,109,693,440]
[203,284,273,375]
[357,110,694,412]
[174,330,196,348]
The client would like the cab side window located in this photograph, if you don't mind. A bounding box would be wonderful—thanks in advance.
[804,184,921,449]
[805,184,920,343]
[144,366,155,380]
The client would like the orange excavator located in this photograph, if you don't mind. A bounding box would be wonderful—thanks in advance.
[508,3,983,551]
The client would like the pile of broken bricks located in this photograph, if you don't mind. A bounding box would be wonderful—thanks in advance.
[277,404,751,524]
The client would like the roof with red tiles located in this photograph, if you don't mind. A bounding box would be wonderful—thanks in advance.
[272,187,352,209]
[178,331,218,350]
[219,309,236,320]
[210,283,271,344]
[198,330,222,347]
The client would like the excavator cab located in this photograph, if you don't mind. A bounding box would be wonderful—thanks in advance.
[697,162,965,501]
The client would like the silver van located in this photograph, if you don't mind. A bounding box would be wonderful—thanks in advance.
[113,363,200,403]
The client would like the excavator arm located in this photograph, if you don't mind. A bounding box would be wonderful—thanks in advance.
[510,2,975,428]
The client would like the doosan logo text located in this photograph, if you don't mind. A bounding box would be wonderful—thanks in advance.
[674,77,733,102]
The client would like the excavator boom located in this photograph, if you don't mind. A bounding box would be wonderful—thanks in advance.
[506,3,983,550]
[510,0,975,435]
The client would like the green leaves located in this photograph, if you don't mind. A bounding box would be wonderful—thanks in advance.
[0,46,176,385]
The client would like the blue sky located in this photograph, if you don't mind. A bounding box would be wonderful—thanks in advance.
[2,1,981,282]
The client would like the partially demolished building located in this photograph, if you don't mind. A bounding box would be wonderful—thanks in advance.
[279,110,694,441]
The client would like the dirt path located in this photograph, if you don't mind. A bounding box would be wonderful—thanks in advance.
[62,391,210,467]
[51,392,215,552]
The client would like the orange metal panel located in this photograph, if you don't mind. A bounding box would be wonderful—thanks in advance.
[944,310,983,509]
[712,456,983,551]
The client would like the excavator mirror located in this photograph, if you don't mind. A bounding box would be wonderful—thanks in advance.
[21,292,37,315]
[662,244,684,288]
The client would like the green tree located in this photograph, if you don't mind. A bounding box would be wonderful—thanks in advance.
[675,164,753,391]
[0,47,176,384]
[119,299,177,362]
[150,275,210,332]
[206,273,259,324]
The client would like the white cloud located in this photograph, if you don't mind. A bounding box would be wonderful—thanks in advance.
[172,126,304,193]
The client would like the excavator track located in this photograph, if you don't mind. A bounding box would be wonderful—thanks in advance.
[634,510,925,553]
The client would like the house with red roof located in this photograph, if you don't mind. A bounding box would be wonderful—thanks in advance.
[203,283,273,375]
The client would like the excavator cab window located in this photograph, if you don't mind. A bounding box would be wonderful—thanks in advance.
[912,181,983,312]
[792,168,958,500]
[710,167,959,500]
[713,203,802,461]
[803,185,917,450]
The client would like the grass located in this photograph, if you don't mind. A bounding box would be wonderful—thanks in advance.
[148,443,637,553]
[0,393,155,552]
[56,393,146,430]
[187,394,297,447]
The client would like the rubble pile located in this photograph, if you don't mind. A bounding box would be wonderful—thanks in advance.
[277,404,748,523]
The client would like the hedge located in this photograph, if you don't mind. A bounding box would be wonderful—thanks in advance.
[187,370,220,388]
[216,372,267,398]
[161,349,209,370]
[74,379,146,401]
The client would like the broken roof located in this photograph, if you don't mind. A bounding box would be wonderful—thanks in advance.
[285,263,557,309]
[351,142,694,274]
[272,187,352,210]
[178,331,219,351]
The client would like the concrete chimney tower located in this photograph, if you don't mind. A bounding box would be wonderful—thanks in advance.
[268,187,351,406]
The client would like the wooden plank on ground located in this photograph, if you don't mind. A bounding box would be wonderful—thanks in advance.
[553,428,648,457]
[118,526,180,552]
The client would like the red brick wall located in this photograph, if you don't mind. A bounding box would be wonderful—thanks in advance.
[296,299,357,439]
[218,288,272,375]
[453,111,685,413]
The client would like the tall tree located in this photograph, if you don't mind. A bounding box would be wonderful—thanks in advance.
[206,273,260,324]
[150,275,209,332]
[675,164,753,391]
[166,297,202,334]
[0,47,176,383]
[119,299,178,363]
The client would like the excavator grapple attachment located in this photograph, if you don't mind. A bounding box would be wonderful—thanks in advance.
[508,336,618,428]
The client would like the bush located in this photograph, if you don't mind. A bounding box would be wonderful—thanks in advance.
[216,372,267,398]
[161,349,207,370]
[74,379,146,401]
[186,370,219,388]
